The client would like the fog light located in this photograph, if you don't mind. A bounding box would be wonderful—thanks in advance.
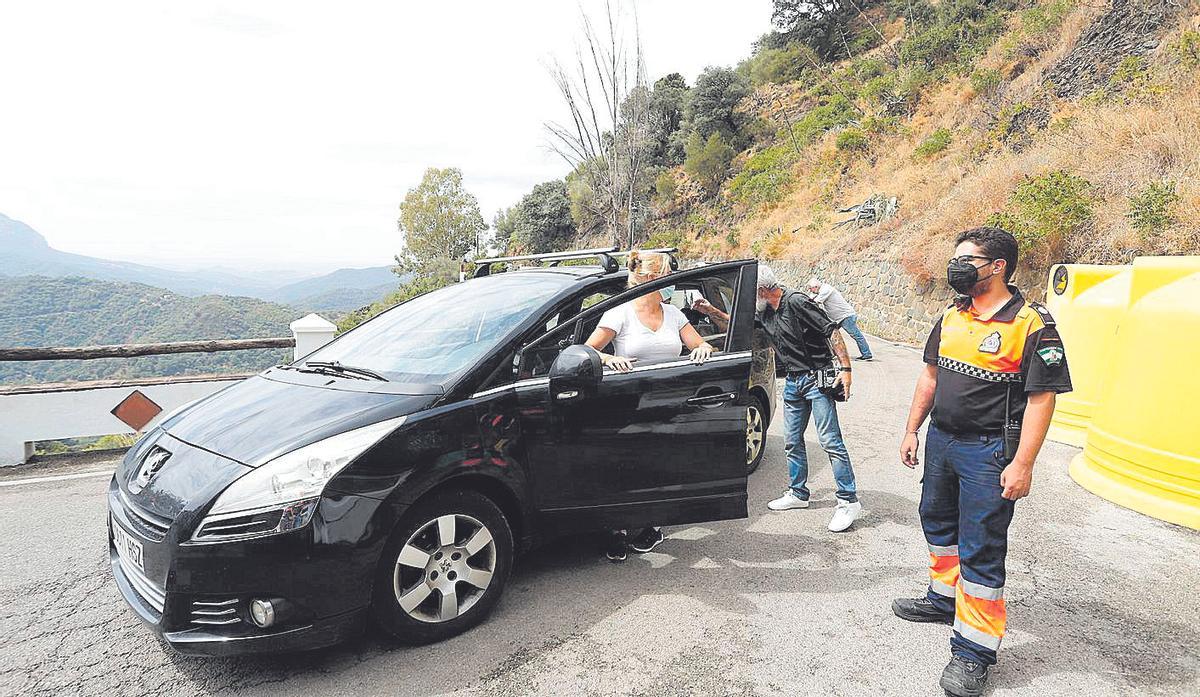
[249,598,276,628]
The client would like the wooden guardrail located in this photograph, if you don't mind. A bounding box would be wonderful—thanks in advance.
[0,337,295,362]
[0,314,337,466]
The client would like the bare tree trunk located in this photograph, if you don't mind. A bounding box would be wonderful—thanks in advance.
[546,1,658,251]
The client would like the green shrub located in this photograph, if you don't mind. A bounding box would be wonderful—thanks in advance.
[643,227,685,249]
[1126,180,1180,235]
[851,57,891,82]
[835,128,869,152]
[861,115,901,135]
[654,171,678,205]
[743,43,815,86]
[684,132,736,194]
[970,67,1002,96]
[900,0,1008,71]
[1110,55,1148,88]
[991,102,1030,141]
[861,73,899,105]
[728,145,796,208]
[787,94,857,146]
[914,128,952,158]
[1174,30,1200,68]
[987,170,1093,251]
[1019,0,1074,37]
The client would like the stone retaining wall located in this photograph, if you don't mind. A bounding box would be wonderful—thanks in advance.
[766,256,952,346]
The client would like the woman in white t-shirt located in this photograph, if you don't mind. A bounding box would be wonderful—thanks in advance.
[582,250,716,561]
[585,251,715,373]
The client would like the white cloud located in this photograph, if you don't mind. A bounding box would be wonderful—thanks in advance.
[0,1,770,272]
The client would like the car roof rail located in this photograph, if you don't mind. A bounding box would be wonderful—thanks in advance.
[473,246,620,277]
[471,246,680,277]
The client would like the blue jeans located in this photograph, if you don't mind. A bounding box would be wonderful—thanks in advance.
[782,374,857,502]
[920,424,1016,666]
[839,315,872,358]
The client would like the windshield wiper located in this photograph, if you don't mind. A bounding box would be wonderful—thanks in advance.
[302,360,388,381]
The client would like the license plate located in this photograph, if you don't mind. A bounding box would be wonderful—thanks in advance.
[112,516,144,574]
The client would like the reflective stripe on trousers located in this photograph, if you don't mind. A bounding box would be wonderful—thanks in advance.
[919,424,1015,665]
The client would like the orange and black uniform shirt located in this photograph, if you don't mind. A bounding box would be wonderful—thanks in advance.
[923,287,1073,435]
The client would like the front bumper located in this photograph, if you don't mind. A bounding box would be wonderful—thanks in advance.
[107,475,390,656]
[109,545,366,655]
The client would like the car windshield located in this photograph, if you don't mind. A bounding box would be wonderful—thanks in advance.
[302,273,568,384]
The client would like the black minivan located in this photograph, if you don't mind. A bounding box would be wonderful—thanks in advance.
[107,250,773,655]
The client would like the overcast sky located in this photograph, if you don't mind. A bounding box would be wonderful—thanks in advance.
[0,1,770,273]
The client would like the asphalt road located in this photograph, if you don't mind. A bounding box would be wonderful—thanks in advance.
[2,339,1198,696]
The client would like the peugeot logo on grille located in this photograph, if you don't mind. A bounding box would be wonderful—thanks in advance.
[129,447,170,494]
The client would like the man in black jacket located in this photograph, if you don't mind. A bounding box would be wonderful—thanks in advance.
[700,265,862,531]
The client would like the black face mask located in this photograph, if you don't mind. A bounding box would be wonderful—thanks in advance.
[947,258,987,296]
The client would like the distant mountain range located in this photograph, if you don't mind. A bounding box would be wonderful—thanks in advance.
[0,276,298,386]
[0,213,401,311]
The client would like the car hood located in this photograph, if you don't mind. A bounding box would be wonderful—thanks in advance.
[164,371,439,466]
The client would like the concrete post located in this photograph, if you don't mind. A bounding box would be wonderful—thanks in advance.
[1,441,33,467]
[289,313,337,361]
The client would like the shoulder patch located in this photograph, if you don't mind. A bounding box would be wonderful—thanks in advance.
[1037,345,1065,367]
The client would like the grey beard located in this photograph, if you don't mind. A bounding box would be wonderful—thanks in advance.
[755,298,768,313]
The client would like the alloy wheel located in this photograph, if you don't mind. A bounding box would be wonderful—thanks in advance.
[746,405,764,466]
[392,513,496,623]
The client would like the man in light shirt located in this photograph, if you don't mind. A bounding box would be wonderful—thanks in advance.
[807,277,873,361]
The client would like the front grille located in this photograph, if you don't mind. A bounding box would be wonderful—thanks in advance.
[119,489,172,542]
[117,552,166,614]
[190,598,241,627]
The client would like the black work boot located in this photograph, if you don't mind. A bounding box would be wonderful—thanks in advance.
[892,596,954,624]
[940,656,989,697]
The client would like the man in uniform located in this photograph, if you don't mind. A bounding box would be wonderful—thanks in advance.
[894,227,1072,696]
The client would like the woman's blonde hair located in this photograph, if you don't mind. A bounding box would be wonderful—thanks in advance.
[627,250,672,288]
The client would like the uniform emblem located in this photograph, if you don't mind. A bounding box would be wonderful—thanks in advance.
[978,331,1002,354]
[1037,346,1064,366]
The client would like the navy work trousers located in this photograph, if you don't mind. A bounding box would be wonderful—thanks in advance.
[920,423,1016,666]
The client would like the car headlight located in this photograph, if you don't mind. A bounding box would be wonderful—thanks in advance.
[189,416,406,543]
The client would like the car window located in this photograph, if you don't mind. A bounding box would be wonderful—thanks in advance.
[520,268,740,377]
[305,273,567,384]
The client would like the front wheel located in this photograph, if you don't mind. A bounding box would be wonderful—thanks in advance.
[371,489,513,644]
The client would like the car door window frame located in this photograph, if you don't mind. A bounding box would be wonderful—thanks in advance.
[521,261,754,371]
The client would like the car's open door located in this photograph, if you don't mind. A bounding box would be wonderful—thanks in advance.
[520,260,758,533]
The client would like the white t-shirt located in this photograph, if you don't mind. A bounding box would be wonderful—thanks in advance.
[810,283,856,323]
[597,302,689,364]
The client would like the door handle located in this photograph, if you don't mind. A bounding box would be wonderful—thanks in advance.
[686,391,737,407]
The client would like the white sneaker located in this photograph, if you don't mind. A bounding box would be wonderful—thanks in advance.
[828,500,863,532]
[767,491,810,511]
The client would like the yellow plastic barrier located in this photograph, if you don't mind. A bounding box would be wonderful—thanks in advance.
[1044,264,1130,446]
[1068,257,1200,530]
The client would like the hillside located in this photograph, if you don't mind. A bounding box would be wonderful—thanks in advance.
[0,213,401,309]
[0,276,302,386]
[640,0,1199,314]
[266,266,406,311]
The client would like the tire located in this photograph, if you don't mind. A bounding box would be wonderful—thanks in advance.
[371,488,513,644]
[746,393,768,475]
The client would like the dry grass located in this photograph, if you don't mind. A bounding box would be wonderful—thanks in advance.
[698,0,1200,287]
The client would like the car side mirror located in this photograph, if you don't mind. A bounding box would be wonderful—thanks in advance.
[548,344,602,405]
